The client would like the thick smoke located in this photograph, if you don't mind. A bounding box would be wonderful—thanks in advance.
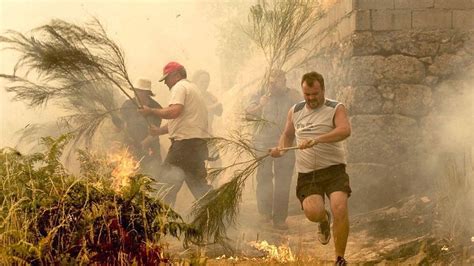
[1,0,472,258]
[0,0,227,148]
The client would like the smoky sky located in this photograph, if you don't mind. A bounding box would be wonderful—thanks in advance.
[0,0,235,147]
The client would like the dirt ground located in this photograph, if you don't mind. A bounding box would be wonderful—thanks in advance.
[168,191,473,265]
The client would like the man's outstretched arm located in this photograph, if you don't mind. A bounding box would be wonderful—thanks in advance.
[138,104,183,119]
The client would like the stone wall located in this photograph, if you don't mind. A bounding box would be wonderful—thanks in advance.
[295,0,474,212]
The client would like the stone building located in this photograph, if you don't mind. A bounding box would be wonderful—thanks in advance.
[289,0,474,212]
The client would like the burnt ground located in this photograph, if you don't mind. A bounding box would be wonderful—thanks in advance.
[168,192,473,265]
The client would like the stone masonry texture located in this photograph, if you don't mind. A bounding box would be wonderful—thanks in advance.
[297,0,474,212]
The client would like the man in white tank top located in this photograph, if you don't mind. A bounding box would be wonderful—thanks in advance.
[269,72,351,266]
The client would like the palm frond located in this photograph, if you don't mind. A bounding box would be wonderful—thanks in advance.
[207,130,259,161]
[0,18,143,148]
[244,0,324,91]
[246,0,323,71]
[190,132,271,249]
[2,18,135,100]
[191,153,268,249]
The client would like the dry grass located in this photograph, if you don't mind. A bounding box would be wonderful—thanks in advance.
[433,150,474,262]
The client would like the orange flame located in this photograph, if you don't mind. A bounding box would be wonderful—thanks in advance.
[250,240,295,263]
[108,148,140,192]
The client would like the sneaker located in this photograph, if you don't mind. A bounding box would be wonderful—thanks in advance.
[317,210,331,245]
[273,221,289,230]
[335,256,347,266]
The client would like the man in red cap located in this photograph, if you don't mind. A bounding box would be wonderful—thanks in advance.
[138,62,211,206]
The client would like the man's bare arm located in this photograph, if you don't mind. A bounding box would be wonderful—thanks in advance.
[141,134,159,149]
[246,94,270,115]
[149,124,169,136]
[139,104,183,119]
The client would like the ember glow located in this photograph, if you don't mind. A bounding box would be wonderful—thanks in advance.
[108,148,140,192]
[250,240,295,263]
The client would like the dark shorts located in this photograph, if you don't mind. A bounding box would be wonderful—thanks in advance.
[296,164,352,205]
[165,138,208,179]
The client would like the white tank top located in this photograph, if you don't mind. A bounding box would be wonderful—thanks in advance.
[292,99,347,173]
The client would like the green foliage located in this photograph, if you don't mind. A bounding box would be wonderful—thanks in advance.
[0,135,200,264]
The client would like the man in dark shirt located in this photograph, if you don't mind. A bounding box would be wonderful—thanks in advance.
[112,78,162,176]
[245,69,301,230]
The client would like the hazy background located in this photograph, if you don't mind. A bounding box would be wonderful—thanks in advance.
[2,0,472,209]
[0,0,248,147]
[0,0,270,217]
[1,1,473,260]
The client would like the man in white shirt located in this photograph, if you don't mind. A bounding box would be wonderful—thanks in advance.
[139,62,211,206]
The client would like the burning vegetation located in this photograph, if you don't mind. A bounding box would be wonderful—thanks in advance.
[108,146,140,193]
[0,135,199,264]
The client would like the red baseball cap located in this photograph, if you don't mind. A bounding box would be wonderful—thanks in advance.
[159,61,184,82]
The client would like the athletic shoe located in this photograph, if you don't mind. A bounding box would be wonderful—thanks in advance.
[318,209,331,245]
[335,256,347,265]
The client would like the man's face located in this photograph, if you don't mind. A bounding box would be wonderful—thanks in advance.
[164,72,179,89]
[135,89,151,103]
[195,74,210,91]
[302,80,325,109]
[268,74,286,94]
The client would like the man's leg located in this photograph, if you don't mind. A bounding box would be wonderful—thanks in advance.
[159,164,185,207]
[185,171,212,201]
[303,194,332,244]
[163,180,183,207]
[329,191,349,258]
[182,139,212,201]
[302,194,326,222]
[161,141,187,206]
[272,155,294,226]
[256,158,274,220]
